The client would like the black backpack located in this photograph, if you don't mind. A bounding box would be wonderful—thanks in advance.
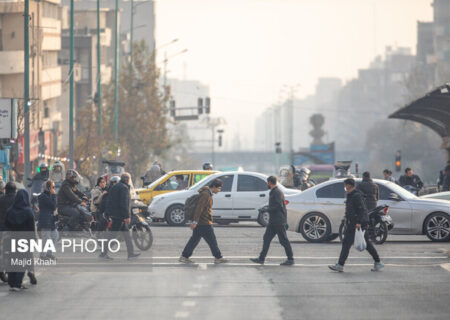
[184,194,199,222]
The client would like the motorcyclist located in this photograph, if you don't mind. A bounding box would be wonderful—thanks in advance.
[50,161,65,189]
[297,167,315,191]
[399,168,423,193]
[56,169,89,231]
[29,163,49,195]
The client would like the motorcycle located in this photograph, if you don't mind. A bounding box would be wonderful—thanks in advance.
[56,203,97,239]
[129,199,153,251]
[339,205,393,244]
[402,185,420,196]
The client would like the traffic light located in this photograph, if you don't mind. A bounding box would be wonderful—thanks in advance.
[170,99,176,117]
[218,135,222,147]
[205,97,211,114]
[93,92,99,105]
[198,98,203,114]
[395,150,402,172]
[275,142,281,154]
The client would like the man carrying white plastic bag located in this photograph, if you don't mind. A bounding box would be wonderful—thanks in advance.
[329,178,384,272]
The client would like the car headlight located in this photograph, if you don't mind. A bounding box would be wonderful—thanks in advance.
[132,208,139,214]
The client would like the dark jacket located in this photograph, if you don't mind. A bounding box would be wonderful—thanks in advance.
[5,189,35,233]
[399,174,423,190]
[193,186,213,225]
[357,178,379,211]
[57,180,84,208]
[345,189,369,226]
[0,191,16,231]
[267,187,287,226]
[443,174,450,192]
[38,191,57,230]
[106,181,130,220]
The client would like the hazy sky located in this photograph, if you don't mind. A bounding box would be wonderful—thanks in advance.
[155,0,433,149]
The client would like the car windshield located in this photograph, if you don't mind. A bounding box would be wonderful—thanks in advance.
[383,181,418,200]
[147,174,170,189]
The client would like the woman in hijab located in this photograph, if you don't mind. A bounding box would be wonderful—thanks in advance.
[38,180,58,260]
[5,189,37,291]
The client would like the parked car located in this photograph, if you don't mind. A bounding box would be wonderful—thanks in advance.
[420,191,450,201]
[148,171,301,226]
[136,170,217,205]
[286,178,450,243]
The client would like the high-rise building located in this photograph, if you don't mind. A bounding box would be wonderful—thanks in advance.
[58,8,115,149]
[0,0,63,170]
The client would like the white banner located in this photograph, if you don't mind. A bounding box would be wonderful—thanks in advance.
[0,99,12,139]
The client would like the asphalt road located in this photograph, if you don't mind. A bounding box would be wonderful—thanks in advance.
[1,223,449,320]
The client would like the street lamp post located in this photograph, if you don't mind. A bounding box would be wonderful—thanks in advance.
[69,0,75,169]
[24,0,30,183]
[97,0,102,136]
[113,0,119,143]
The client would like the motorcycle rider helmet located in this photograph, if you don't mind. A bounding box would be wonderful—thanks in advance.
[39,162,48,172]
[109,176,120,184]
[298,167,311,182]
[66,169,80,184]
[203,163,213,170]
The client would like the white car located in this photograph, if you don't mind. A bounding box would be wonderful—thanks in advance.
[421,191,450,201]
[148,171,301,226]
[286,178,450,242]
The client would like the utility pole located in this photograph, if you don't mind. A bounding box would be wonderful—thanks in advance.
[24,0,30,183]
[69,0,75,169]
[113,0,119,142]
[97,0,102,136]
[129,0,134,76]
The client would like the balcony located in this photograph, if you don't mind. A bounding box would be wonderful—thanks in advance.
[0,50,24,74]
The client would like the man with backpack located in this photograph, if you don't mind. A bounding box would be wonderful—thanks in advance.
[179,179,228,264]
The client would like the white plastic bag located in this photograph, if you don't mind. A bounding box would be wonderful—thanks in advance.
[354,228,367,252]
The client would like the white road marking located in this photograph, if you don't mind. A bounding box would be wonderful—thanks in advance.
[174,311,190,318]
[197,263,208,270]
[55,255,448,260]
[440,263,450,272]
[183,301,197,307]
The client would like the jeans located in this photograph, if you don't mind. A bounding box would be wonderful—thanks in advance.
[40,229,58,258]
[259,224,293,261]
[103,218,134,256]
[338,223,380,266]
[182,225,222,259]
[7,272,25,288]
[58,206,81,229]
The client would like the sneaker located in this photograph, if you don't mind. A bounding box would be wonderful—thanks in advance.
[127,253,141,260]
[280,259,295,266]
[0,272,8,283]
[28,272,37,285]
[250,258,264,265]
[99,253,113,260]
[371,262,384,272]
[214,257,228,264]
[20,286,28,290]
[9,287,21,292]
[328,263,344,272]
[179,256,194,264]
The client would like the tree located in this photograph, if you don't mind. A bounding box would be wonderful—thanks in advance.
[102,40,170,179]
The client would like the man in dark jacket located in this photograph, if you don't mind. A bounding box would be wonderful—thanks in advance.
[251,176,294,266]
[357,171,379,211]
[329,178,383,272]
[179,179,228,264]
[442,165,450,192]
[399,168,424,191]
[0,182,17,283]
[100,173,139,260]
[57,169,87,230]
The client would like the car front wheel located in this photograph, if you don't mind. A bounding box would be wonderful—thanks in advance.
[257,211,269,227]
[165,204,186,226]
[424,212,450,242]
[299,212,331,243]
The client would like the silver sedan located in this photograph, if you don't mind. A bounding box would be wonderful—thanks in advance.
[286,178,450,242]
